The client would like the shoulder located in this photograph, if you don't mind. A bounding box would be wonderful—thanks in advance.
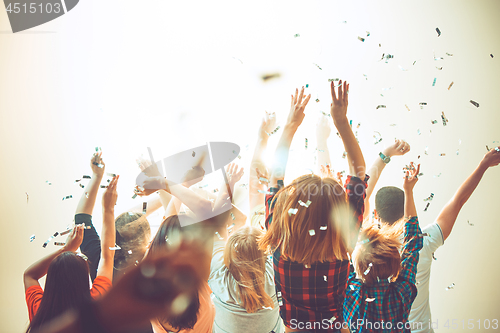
[91,276,112,299]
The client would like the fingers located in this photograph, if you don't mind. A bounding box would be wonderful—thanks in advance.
[331,81,337,101]
[338,80,343,99]
[298,86,304,105]
[293,88,298,105]
[302,94,311,107]
[414,164,421,178]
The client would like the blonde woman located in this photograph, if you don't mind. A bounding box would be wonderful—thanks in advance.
[209,226,283,333]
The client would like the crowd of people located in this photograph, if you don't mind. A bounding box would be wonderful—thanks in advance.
[23,81,500,333]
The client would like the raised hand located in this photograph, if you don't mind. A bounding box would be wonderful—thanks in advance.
[259,111,277,138]
[64,224,84,252]
[385,139,410,157]
[182,166,206,188]
[103,176,119,208]
[481,146,500,168]
[91,152,105,176]
[403,162,420,192]
[330,80,349,123]
[225,163,244,186]
[286,86,311,130]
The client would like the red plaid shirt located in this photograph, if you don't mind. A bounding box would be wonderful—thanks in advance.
[265,176,368,331]
[343,216,423,333]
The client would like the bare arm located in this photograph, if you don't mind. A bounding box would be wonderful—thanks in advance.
[403,164,420,218]
[249,112,276,211]
[24,226,84,291]
[437,148,500,241]
[75,152,105,216]
[363,139,410,220]
[96,176,118,281]
[330,80,365,179]
[270,87,311,187]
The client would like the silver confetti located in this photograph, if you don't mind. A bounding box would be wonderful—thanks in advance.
[288,208,298,216]
[364,263,373,275]
[445,283,455,291]
[298,200,311,208]
[309,229,316,236]
[30,234,35,242]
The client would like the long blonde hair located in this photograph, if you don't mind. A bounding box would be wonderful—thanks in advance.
[224,226,274,313]
[258,174,351,264]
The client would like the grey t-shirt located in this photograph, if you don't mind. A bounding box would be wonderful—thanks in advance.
[208,241,283,333]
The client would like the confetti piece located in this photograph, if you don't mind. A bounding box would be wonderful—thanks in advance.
[495,147,500,153]
[230,212,235,220]
[46,181,52,185]
[436,66,443,70]
[376,105,386,110]
[309,229,316,236]
[315,98,320,103]
[440,153,446,156]
[432,78,437,86]
[213,188,219,193]
[132,193,137,199]
[358,36,365,42]
[54,242,65,246]
[365,298,376,302]
[25,192,29,203]
[62,195,73,201]
[43,232,59,248]
[305,84,309,88]
[78,184,85,188]
[446,53,453,56]
[328,316,336,323]
[434,173,441,178]
[448,82,454,90]
[350,285,354,290]
[342,151,347,159]
[436,27,441,36]
[424,202,430,212]
[363,74,368,80]
[373,131,382,145]
[470,100,479,108]
[417,129,421,135]
[60,226,91,236]
[419,102,427,109]
[364,263,373,275]
[259,177,269,184]
[405,104,410,112]
[418,233,429,238]
[100,185,108,189]
[305,138,308,149]
[445,283,455,291]
[304,264,310,269]
[106,173,116,177]
[432,253,437,260]
[83,175,91,179]
[328,78,340,82]
[490,54,494,58]
[441,112,449,126]
[109,244,121,250]
[424,193,434,202]
[313,63,322,70]
[294,33,300,38]
[320,225,327,231]
[142,202,147,214]
[288,208,298,216]
[298,200,312,208]
[30,234,35,242]
[128,250,133,254]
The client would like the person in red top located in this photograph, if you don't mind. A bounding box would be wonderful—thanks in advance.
[258,82,368,332]
[23,152,118,333]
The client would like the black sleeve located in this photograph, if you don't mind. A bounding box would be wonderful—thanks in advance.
[75,213,101,282]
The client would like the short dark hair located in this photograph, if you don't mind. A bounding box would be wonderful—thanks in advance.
[375,186,404,225]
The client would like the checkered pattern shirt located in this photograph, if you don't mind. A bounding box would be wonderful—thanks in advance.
[265,175,368,331]
[343,216,423,333]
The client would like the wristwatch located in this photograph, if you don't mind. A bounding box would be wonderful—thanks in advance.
[379,152,391,164]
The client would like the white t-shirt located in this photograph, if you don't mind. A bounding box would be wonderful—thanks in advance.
[409,223,445,333]
[208,241,284,333]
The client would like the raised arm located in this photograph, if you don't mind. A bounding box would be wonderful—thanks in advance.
[24,226,84,291]
[399,163,423,284]
[96,176,118,281]
[269,87,311,187]
[437,147,500,241]
[249,112,276,212]
[363,139,410,220]
[75,152,105,215]
[214,163,243,212]
[316,114,332,172]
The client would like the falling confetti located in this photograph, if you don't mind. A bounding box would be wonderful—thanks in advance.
[288,208,298,216]
[376,105,386,110]
[431,120,438,124]
[43,232,59,248]
[441,112,449,126]
[30,234,35,242]
[142,202,147,214]
[230,212,235,220]
[83,175,91,179]
[313,63,322,70]
[342,151,347,159]
[490,54,494,58]
[448,82,454,90]
[294,33,300,38]
[445,283,455,291]
[470,100,480,108]
[54,242,65,246]
[320,225,327,230]
[46,181,52,185]
[405,104,410,112]
[417,129,421,135]
[424,193,434,202]
[25,192,29,203]
[298,200,312,208]
[432,78,437,86]
[365,298,376,302]
[305,138,308,149]
[373,131,383,145]
[109,244,121,250]
[440,153,446,156]
[467,220,474,226]
[434,173,441,178]
[309,229,316,236]
[436,66,443,70]
[432,253,437,260]
[364,263,373,275]
[358,36,365,42]
[62,195,73,201]
[436,27,441,37]
[446,52,453,56]
[424,202,431,212]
